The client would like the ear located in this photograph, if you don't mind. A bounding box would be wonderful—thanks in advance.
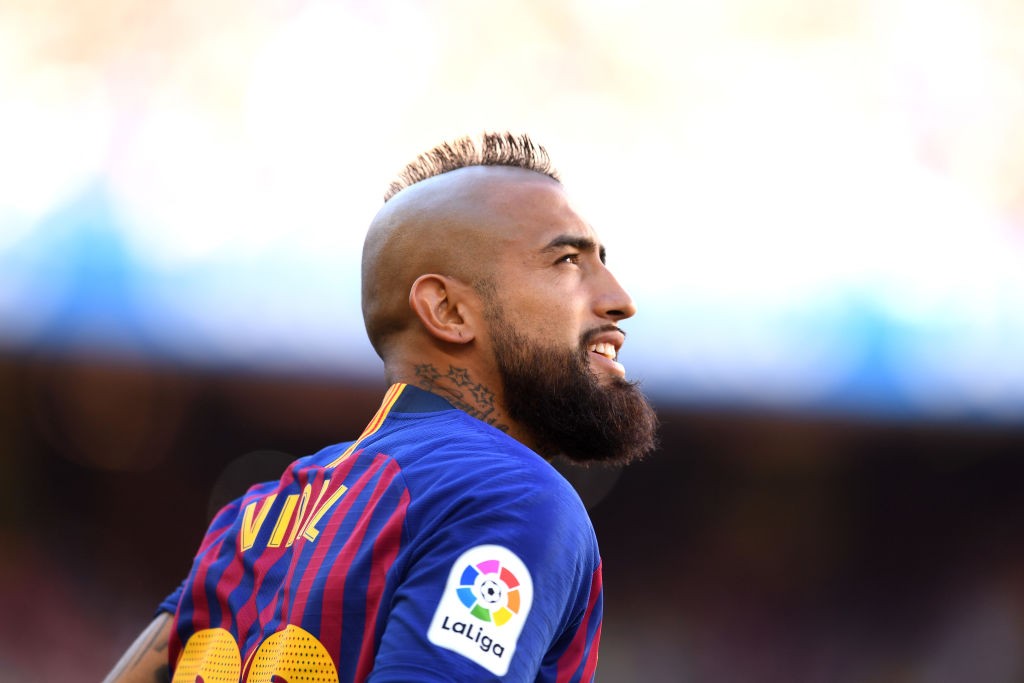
[408,274,479,345]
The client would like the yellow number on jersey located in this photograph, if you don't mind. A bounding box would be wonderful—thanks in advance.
[173,625,338,683]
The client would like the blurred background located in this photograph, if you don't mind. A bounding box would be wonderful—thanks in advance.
[2,0,1024,680]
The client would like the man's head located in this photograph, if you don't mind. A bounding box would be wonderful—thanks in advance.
[361,133,560,356]
[361,133,657,464]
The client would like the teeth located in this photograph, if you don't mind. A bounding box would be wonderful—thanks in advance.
[587,342,617,360]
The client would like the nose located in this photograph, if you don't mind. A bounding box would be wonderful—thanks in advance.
[596,266,637,322]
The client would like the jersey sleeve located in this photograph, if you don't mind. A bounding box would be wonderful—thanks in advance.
[368,445,603,682]
[157,580,185,616]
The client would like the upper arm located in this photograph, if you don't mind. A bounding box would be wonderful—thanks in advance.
[103,612,173,683]
[369,464,602,681]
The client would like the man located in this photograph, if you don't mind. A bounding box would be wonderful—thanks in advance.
[105,132,658,682]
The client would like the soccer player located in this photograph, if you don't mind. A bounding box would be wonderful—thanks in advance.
[104,133,658,682]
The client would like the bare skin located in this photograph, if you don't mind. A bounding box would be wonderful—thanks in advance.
[103,612,172,683]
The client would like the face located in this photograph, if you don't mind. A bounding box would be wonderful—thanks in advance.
[478,176,658,464]
[483,176,638,384]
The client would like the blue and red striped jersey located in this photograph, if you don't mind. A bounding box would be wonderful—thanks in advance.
[159,383,604,682]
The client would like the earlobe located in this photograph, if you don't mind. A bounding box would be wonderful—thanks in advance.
[409,274,477,345]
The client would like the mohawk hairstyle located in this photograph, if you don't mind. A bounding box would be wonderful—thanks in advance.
[384,132,560,201]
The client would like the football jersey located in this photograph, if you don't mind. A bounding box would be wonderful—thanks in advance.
[159,383,603,682]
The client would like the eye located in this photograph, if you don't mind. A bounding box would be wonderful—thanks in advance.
[557,253,581,265]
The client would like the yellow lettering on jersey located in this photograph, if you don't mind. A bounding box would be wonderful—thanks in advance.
[285,484,312,548]
[240,494,278,552]
[289,481,327,547]
[301,484,349,542]
[266,493,299,548]
[301,480,331,536]
[243,478,348,552]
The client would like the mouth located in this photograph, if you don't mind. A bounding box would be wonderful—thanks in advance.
[587,341,618,361]
[585,342,622,378]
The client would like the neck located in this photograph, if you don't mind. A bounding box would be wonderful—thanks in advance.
[385,359,537,449]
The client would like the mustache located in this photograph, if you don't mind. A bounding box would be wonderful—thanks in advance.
[580,324,627,347]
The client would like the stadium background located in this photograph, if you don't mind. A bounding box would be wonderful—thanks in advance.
[2,1,1024,680]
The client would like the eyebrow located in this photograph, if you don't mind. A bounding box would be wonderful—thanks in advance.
[541,235,607,264]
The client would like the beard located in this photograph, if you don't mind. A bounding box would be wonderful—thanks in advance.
[486,307,659,466]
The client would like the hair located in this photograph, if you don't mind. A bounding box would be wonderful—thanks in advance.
[383,132,560,201]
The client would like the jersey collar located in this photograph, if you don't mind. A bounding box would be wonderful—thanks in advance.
[388,383,456,414]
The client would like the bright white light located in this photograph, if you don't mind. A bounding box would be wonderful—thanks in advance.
[243,0,440,253]
[0,65,111,249]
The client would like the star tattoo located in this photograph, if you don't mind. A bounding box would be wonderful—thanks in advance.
[446,366,472,387]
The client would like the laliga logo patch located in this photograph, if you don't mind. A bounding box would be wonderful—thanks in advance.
[428,544,533,676]
[457,557,524,626]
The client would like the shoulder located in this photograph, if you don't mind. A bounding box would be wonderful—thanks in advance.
[394,411,598,553]
[403,411,586,509]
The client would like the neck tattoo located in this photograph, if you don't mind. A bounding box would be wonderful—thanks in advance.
[413,364,509,432]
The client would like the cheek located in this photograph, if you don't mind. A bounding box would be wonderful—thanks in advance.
[503,281,588,340]
[541,310,587,349]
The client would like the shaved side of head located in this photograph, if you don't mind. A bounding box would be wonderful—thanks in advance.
[361,134,562,359]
